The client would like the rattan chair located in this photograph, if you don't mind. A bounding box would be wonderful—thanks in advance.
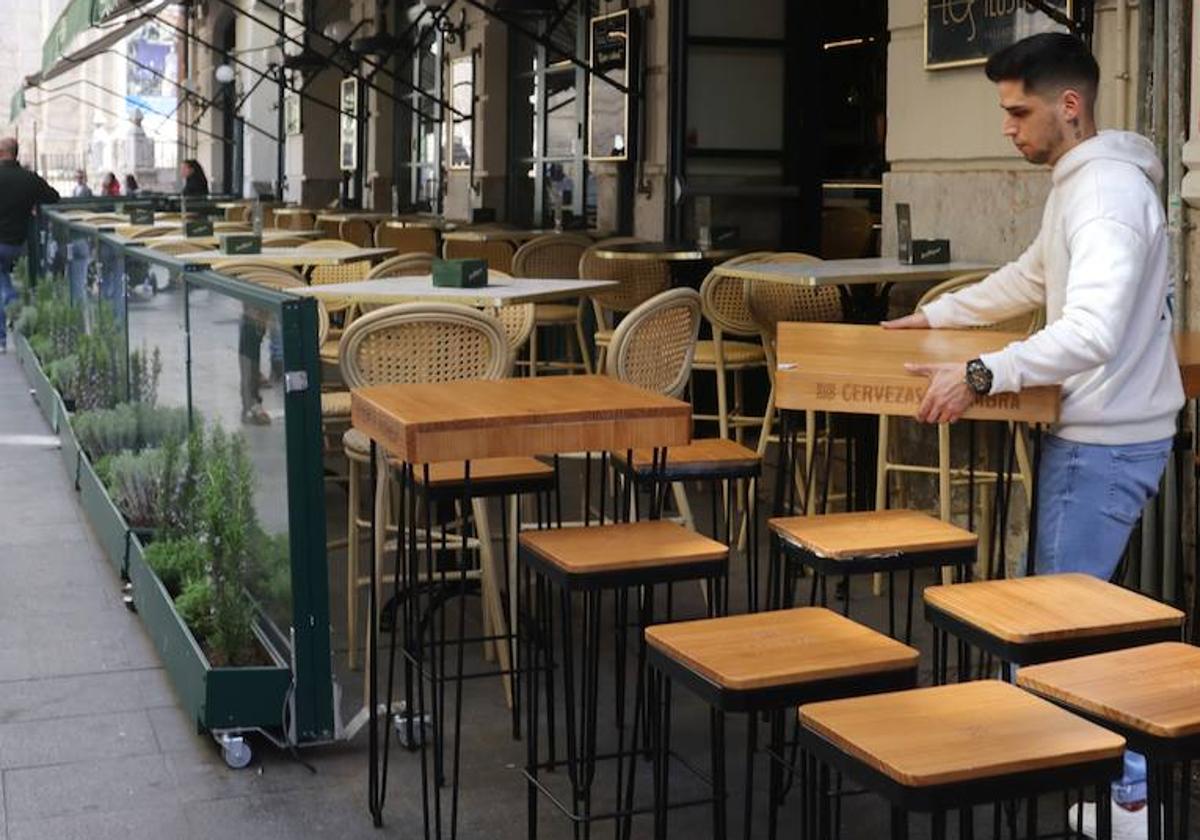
[876,272,1043,583]
[821,206,876,259]
[580,237,671,374]
[693,253,775,443]
[127,226,170,241]
[262,235,312,248]
[366,252,435,280]
[225,205,250,222]
[744,252,842,460]
[338,304,516,675]
[443,236,516,273]
[480,270,534,362]
[279,210,316,231]
[375,222,438,255]
[316,216,341,239]
[213,260,307,284]
[511,233,593,375]
[338,218,373,247]
[143,240,209,257]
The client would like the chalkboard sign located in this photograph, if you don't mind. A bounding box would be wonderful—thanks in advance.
[588,10,632,162]
[926,0,1073,70]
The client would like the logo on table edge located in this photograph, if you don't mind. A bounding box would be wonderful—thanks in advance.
[814,381,1022,410]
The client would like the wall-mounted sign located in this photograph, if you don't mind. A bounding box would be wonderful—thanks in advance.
[925,0,1073,70]
[448,56,474,170]
[588,9,632,162]
[339,77,358,171]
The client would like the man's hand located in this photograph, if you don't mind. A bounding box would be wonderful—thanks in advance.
[881,311,930,330]
[906,362,975,424]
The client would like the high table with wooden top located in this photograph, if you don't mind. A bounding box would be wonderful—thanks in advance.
[297,275,614,308]
[775,322,1060,557]
[717,256,998,322]
[349,375,694,834]
[1019,641,1200,840]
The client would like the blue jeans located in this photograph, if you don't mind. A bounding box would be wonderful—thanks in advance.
[1034,433,1172,805]
[0,241,25,344]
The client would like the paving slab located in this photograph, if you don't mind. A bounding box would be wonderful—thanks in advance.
[5,804,191,840]
[2,754,176,823]
[0,710,159,771]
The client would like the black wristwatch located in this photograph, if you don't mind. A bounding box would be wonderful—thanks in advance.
[965,358,993,396]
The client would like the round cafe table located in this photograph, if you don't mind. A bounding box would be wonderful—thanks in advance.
[591,241,742,290]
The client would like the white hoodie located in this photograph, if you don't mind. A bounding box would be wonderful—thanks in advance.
[921,130,1184,445]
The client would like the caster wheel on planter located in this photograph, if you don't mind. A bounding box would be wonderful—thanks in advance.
[220,735,252,769]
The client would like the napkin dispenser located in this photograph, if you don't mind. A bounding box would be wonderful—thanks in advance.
[128,207,154,225]
[432,258,488,288]
[219,234,262,255]
[909,239,951,264]
[184,219,214,237]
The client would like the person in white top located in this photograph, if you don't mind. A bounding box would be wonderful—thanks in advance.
[883,33,1182,840]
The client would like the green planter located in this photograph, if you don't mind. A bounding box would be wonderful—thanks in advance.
[127,536,291,733]
[14,333,58,429]
[77,453,130,577]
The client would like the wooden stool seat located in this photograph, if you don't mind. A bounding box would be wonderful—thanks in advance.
[613,437,761,479]
[771,509,977,561]
[801,680,1125,789]
[924,574,1183,663]
[646,606,917,693]
[520,520,727,580]
[1018,642,1200,741]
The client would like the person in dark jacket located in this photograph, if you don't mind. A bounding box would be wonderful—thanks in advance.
[180,159,209,196]
[0,137,59,350]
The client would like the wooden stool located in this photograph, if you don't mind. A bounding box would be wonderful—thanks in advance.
[799,681,1126,840]
[519,520,729,840]
[924,573,1184,683]
[1019,642,1200,840]
[614,438,763,609]
[770,510,978,642]
[645,607,919,839]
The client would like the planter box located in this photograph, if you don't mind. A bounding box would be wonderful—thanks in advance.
[127,536,291,733]
[14,333,58,429]
[77,453,131,577]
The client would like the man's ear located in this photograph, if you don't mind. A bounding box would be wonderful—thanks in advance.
[1060,88,1085,122]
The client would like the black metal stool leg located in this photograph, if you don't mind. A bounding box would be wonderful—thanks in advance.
[890,806,908,840]
[742,711,757,840]
[1096,785,1113,840]
[767,711,784,840]
[711,708,727,840]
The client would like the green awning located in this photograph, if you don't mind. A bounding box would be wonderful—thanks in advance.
[42,0,152,75]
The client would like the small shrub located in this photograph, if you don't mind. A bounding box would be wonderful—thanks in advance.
[128,345,162,406]
[73,403,189,460]
[174,575,215,642]
[103,449,165,529]
[45,355,79,401]
[144,536,208,596]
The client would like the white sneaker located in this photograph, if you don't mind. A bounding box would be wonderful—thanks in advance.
[1067,798,1151,840]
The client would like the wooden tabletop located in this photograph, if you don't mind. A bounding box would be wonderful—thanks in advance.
[1175,333,1200,399]
[645,607,918,691]
[924,573,1184,644]
[1018,642,1200,740]
[179,246,397,267]
[351,375,691,463]
[124,229,320,248]
[592,241,741,262]
[800,680,1125,788]
[770,510,977,560]
[520,520,727,575]
[297,275,614,307]
[775,323,1060,423]
[719,257,997,287]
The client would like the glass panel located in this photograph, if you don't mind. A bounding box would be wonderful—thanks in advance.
[185,279,293,642]
[686,48,784,151]
[688,0,785,39]
[544,69,578,158]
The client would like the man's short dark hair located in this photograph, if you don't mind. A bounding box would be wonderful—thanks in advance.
[985,33,1099,104]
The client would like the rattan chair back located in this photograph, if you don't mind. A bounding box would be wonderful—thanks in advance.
[280,210,316,231]
[580,237,671,316]
[512,234,591,280]
[917,272,1044,335]
[316,216,341,239]
[478,270,535,353]
[339,218,373,247]
[375,223,439,255]
[263,236,312,248]
[821,206,875,259]
[339,303,512,390]
[225,205,249,222]
[443,237,516,272]
[366,252,436,279]
[699,251,781,338]
[127,226,170,241]
[213,261,307,284]
[605,288,701,400]
[301,239,371,287]
[744,252,841,340]
[144,240,209,256]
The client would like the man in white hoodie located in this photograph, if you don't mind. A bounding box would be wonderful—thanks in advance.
[884,33,1183,840]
